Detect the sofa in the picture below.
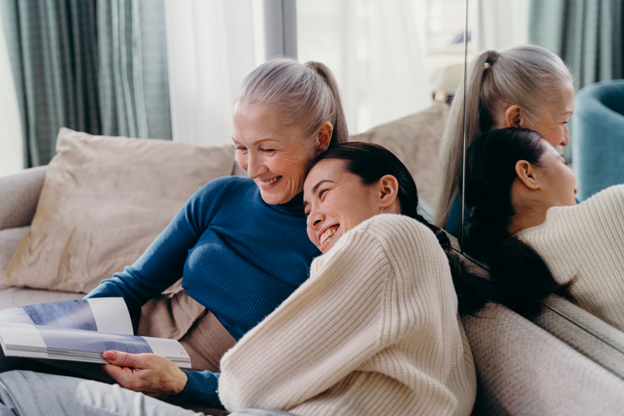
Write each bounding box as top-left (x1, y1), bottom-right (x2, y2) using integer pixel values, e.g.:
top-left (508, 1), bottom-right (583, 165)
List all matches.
top-left (3, 104), bottom-right (624, 414)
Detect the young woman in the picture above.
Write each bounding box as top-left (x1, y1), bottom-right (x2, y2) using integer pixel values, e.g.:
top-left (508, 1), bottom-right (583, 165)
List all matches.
top-left (0, 57), bottom-right (349, 409)
top-left (463, 127), bottom-right (624, 327)
top-left (218, 142), bottom-right (479, 416)
top-left (434, 45), bottom-right (575, 236)
top-left (84, 58), bottom-right (348, 405)
top-left (0, 143), bottom-right (481, 416)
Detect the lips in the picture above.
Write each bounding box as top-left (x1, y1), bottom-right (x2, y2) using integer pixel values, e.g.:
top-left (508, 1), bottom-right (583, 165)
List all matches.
top-left (258, 176), bottom-right (282, 187)
top-left (318, 225), bottom-right (339, 248)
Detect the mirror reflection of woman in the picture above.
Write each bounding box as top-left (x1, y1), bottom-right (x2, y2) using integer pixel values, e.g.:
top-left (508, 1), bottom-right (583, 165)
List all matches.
top-left (218, 143), bottom-right (480, 416)
top-left (434, 45), bottom-right (575, 236)
top-left (464, 128), bottom-right (624, 328)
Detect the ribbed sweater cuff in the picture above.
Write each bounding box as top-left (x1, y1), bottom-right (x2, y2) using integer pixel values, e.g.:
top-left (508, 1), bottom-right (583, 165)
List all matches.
top-left (178, 370), bottom-right (224, 410)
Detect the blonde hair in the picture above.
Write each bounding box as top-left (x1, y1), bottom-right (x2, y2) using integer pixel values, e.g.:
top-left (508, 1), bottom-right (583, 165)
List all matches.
top-left (433, 45), bottom-right (573, 227)
top-left (234, 58), bottom-right (348, 147)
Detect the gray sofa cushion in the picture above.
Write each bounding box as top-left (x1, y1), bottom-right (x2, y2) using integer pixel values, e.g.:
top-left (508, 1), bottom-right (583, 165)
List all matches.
top-left (0, 226), bottom-right (29, 276)
top-left (464, 303), bottom-right (624, 415)
top-left (0, 225), bottom-right (83, 308)
top-left (0, 166), bottom-right (46, 230)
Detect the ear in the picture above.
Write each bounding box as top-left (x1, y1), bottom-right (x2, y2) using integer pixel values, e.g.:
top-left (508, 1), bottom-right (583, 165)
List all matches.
top-left (376, 175), bottom-right (401, 213)
top-left (504, 105), bottom-right (522, 128)
top-left (314, 121), bottom-right (333, 155)
top-left (515, 160), bottom-right (541, 191)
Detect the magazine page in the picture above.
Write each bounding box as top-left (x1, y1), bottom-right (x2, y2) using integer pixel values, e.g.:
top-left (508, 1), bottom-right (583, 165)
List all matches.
top-left (0, 298), bottom-right (132, 335)
top-left (0, 323), bottom-right (191, 369)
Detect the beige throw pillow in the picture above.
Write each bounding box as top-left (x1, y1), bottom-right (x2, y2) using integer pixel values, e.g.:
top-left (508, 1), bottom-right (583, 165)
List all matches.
top-left (350, 102), bottom-right (449, 205)
top-left (2, 128), bottom-right (235, 293)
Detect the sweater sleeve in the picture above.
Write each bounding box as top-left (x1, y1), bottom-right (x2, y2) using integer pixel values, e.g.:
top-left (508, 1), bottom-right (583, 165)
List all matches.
top-left (85, 178), bottom-right (230, 316)
top-left (218, 215), bottom-right (452, 413)
top-left (175, 370), bottom-right (224, 410)
top-left (217, 223), bottom-right (390, 412)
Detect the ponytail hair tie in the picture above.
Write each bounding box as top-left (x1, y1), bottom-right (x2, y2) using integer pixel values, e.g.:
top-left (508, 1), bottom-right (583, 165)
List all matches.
top-left (484, 62), bottom-right (492, 69)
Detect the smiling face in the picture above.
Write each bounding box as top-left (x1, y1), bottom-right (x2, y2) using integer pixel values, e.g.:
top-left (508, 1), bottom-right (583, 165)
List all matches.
top-left (233, 102), bottom-right (328, 205)
top-left (303, 159), bottom-right (400, 253)
top-left (534, 140), bottom-right (578, 207)
top-left (522, 82), bottom-right (575, 148)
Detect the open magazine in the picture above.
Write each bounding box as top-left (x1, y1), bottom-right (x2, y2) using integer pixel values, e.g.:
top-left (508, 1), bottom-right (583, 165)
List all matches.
top-left (0, 298), bottom-right (191, 369)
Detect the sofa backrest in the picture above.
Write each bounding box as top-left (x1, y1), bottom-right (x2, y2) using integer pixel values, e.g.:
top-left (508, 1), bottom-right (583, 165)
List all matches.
top-left (463, 303), bottom-right (624, 415)
top-left (0, 166), bottom-right (46, 231)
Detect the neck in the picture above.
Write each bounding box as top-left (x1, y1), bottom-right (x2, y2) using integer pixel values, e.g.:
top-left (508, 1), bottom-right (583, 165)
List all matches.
top-left (508, 204), bottom-right (549, 234)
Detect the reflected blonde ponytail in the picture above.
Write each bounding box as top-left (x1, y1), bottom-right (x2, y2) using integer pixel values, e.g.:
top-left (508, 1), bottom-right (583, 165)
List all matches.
top-left (433, 45), bottom-right (572, 228)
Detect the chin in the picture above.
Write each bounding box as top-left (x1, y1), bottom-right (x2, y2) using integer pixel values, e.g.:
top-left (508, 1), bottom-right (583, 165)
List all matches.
top-left (259, 190), bottom-right (290, 205)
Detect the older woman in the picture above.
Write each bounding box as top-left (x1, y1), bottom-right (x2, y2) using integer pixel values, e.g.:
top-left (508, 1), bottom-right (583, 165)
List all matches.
top-left (84, 58), bottom-right (348, 407)
top-left (463, 128), bottom-right (624, 327)
top-left (0, 143), bottom-right (478, 416)
top-left (434, 45), bottom-right (575, 236)
top-left (0, 57), bottom-right (347, 412)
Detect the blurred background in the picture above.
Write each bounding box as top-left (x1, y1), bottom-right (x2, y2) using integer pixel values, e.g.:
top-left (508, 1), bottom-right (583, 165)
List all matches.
top-left (1, 0), bottom-right (622, 177)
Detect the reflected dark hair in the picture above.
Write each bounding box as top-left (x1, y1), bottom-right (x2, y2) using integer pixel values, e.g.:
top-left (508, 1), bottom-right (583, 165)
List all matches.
top-left (313, 142), bottom-right (488, 315)
top-left (464, 128), bottom-right (573, 316)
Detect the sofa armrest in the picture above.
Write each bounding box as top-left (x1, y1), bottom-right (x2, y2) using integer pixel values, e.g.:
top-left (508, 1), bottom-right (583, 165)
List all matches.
top-left (0, 166), bottom-right (47, 230)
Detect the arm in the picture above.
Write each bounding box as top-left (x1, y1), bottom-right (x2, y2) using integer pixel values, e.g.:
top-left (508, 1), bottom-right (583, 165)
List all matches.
top-left (86, 178), bottom-right (231, 315)
top-left (218, 221), bottom-right (393, 411)
top-left (218, 215), bottom-right (457, 412)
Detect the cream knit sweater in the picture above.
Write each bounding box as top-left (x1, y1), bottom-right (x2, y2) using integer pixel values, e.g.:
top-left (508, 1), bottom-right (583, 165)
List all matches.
top-left (218, 214), bottom-right (477, 416)
top-left (520, 185), bottom-right (624, 331)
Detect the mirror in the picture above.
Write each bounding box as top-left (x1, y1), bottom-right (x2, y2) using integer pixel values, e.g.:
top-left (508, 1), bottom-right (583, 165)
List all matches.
top-left (297, 0), bottom-right (468, 219)
top-left (455, 0), bottom-right (624, 364)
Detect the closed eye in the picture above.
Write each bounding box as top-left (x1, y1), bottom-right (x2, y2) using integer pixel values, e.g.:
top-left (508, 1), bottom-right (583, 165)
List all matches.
top-left (261, 148), bottom-right (276, 154)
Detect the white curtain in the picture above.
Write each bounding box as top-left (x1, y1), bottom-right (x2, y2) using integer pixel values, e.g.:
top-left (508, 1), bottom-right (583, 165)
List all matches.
top-left (470, 0), bottom-right (529, 53)
top-left (164, 0), bottom-right (259, 146)
top-left (0, 13), bottom-right (23, 176)
top-left (298, 0), bottom-right (431, 134)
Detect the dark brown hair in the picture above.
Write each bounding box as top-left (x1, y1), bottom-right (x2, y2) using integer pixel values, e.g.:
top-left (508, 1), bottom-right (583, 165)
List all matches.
top-left (463, 128), bottom-right (573, 316)
top-left (313, 142), bottom-right (488, 315)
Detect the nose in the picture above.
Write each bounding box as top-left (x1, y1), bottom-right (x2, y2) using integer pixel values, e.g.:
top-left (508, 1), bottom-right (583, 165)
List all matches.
top-left (560, 131), bottom-right (570, 147)
top-left (247, 153), bottom-right (267, 179)
top-left (307, 209), bottom-right (324, 231)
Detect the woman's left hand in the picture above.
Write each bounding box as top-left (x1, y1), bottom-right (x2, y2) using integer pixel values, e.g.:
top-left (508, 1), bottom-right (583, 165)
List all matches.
top-left (102, 351), bottom-right (188, 395)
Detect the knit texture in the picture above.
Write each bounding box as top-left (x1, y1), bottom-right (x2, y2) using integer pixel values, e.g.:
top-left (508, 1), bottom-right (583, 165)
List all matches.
top-left (86, 176), bottom-right (320, 407)
top-left (218, 214), bottom-right (477, 416)
top-left (520, 185), bottom-right (624, 331)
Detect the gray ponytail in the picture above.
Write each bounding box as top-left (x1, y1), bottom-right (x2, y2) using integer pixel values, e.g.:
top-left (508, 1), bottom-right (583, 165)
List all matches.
top-left (234, 58), bottom-right (348, 147)
top-left (433, 45), bottom-right (572, 228)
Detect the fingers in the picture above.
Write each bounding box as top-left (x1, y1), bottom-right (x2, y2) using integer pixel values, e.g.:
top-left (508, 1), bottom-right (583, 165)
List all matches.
top-left (102, 363), bottom-right (137, 389)
top-left (103, 350), bottom-right (145, 368)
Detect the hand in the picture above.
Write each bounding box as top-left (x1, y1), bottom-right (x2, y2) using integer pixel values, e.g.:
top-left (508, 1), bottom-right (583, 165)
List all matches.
top-left (102, 351), bottom-right (188, 395)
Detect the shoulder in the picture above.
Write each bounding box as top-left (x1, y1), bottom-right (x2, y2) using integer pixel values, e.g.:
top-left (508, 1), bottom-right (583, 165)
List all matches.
top-left (579, 185), bottom-right (624, 211)
top-left (522, 185), bottom-right (624, 242)
top-left (192, 176), bottom-right (255, 202)
top-left (201, 175), bottom-right (255, 193)
top-left (341, 214), bottom-right (446, 271)
top-left (541, 184), bottom-right (623, 227)
top-left (184, 176), bottom-right (257, 224)
top-left (355, 214), bottom-right (440, 250)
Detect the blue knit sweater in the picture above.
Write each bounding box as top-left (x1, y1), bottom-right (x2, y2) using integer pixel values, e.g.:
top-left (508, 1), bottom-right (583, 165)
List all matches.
top-left (86, 176), bottom-right (320, 408)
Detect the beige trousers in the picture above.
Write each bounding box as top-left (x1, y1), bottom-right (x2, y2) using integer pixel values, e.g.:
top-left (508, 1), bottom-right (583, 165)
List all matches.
top-left (138, 289), bottom-right (237, 372)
